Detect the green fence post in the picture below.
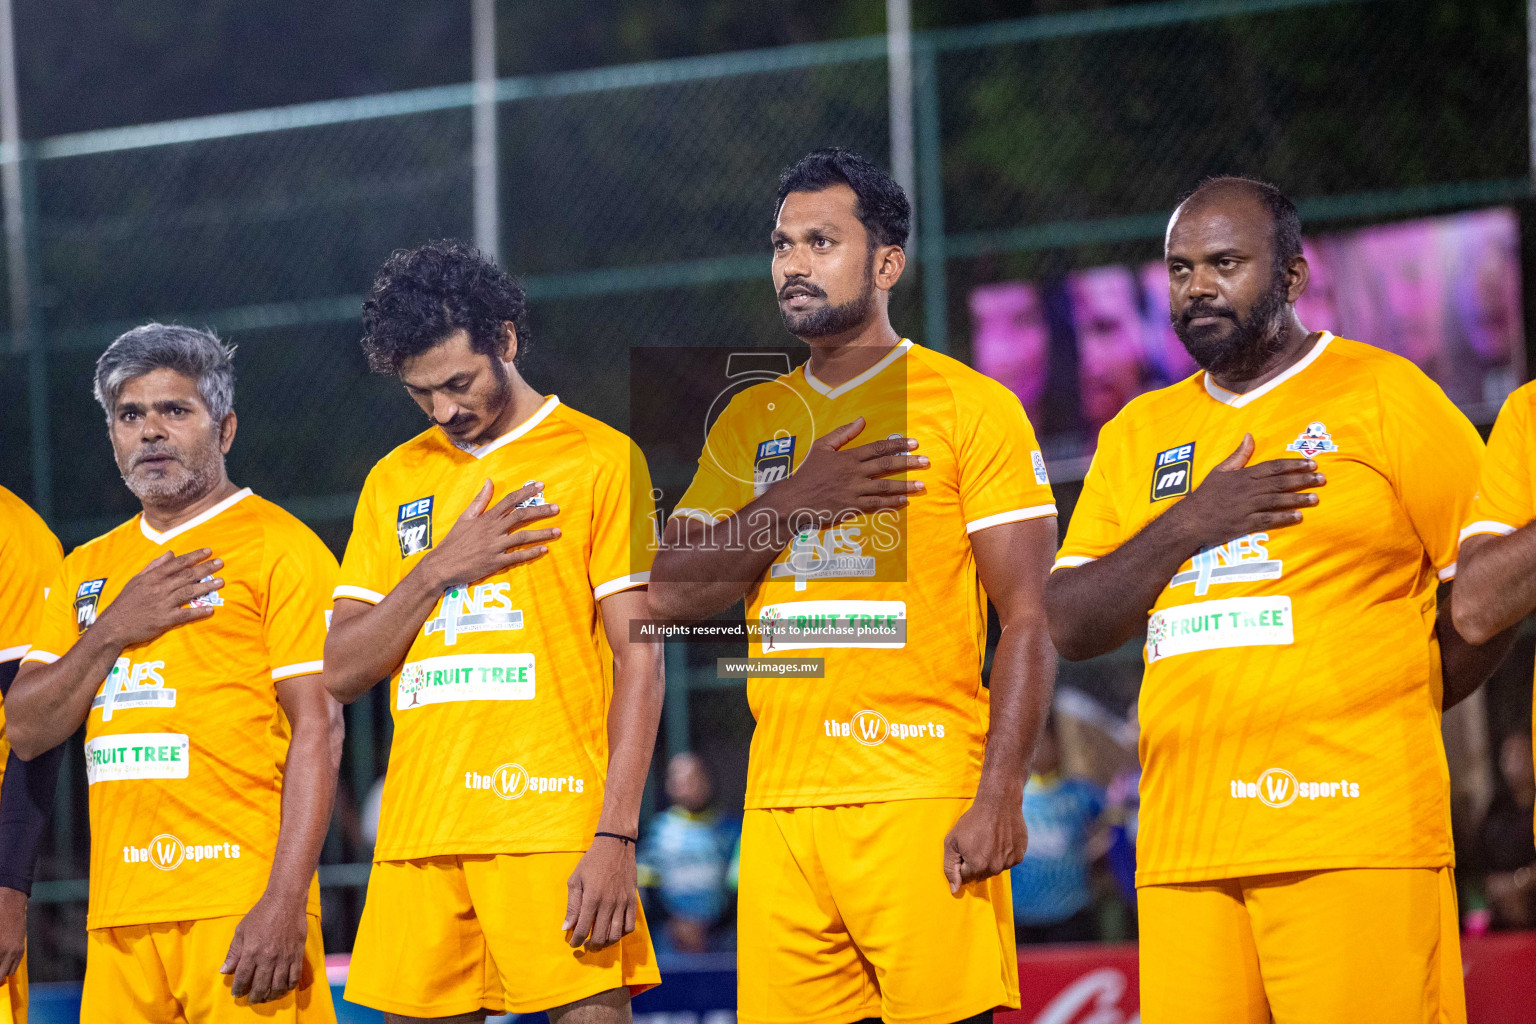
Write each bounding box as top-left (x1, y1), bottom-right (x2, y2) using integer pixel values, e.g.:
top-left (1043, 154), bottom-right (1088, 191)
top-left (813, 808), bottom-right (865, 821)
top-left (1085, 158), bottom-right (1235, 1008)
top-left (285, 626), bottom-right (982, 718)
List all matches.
top-left (16, 145), bottom-right (49, 521)
top-left (349, 688), bottom-right (377, 822)
top-left (663, 641), bottom-right (690, 757)
top-left (914, 39), bottom-right (947, 356)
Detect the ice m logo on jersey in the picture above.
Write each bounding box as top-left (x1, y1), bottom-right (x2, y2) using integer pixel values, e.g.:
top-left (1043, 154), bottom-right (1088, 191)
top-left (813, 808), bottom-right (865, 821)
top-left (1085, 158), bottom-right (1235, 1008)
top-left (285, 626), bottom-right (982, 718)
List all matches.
top-left (753, 436), bottom-right (796, 497)
top-left (75, 577), bottom-right (106, 633)
top-left (397, 496), bottom-right (434, 557)
top-left (1170, 533), bottom-right (1283, 596)
top-left (92, 657), bottom-right (177, 721)
top-left (1286, 422), bottom-right (1339, 458)
top-left (424, 582), bottom-right (525, 645)
top-left (1151, 443), bottom-right (1195, 502)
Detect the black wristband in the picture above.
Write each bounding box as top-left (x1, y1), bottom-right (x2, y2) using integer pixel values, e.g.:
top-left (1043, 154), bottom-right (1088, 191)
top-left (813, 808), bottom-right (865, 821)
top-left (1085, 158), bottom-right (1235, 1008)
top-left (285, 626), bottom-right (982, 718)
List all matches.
top-left (594, 831), bottom-right (637, 846)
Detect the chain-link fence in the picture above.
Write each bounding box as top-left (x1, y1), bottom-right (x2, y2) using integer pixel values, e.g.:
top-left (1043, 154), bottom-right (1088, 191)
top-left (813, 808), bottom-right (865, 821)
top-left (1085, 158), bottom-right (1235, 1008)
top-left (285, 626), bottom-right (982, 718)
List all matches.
top-left (6, 0), bottom-right (1530, 976)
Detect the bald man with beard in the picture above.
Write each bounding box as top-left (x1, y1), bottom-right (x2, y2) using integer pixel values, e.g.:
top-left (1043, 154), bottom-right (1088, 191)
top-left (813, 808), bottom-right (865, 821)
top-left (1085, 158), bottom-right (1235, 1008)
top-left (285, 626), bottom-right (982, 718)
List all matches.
top-left (1045, 177), bottom-right (1512, 1024)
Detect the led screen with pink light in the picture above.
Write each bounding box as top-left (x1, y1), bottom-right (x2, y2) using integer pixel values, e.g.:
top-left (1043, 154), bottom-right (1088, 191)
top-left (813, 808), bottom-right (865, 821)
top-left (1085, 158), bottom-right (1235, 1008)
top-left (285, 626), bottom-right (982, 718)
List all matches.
top-left (972, 206), bottom-right (1524, 450)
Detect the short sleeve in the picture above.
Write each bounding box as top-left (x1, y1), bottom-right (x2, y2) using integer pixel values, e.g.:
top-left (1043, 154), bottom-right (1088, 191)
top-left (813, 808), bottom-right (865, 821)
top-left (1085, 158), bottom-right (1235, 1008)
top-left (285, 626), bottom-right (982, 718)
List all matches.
top-left (1463, 386), bottom-right (1534, 543)
top-left (590, 434), bottom-right (658, 601)
top-left (955, 377), bottom-right (1057, 534)
top-left (20, 561), bottom-right (80, 665)
top-left (264, 522), bottom-right (339, 681)
top-left (0, 503), bottom-right (62, 660)
top-left (672, 400), bottom-right (753, 524)
top-left (335, 468), bottom-right (392, 605)
top-left (1054, 419), bottom-right (1127, 571)
top-left (1378, 366), bottom-right (1485, 581)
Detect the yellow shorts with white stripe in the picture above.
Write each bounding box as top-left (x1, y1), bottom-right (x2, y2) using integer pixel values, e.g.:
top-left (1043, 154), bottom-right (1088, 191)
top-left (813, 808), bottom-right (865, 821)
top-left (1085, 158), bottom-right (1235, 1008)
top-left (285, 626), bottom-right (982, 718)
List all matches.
top-left (738, 799), bottom-right (1020, 1024)
top-left (345, 852), bottom-right (660, 1017)
top-left (1139, 866), bottom-right (1464, 1024)
top-left (80, 913), bottom-right (333, 1023)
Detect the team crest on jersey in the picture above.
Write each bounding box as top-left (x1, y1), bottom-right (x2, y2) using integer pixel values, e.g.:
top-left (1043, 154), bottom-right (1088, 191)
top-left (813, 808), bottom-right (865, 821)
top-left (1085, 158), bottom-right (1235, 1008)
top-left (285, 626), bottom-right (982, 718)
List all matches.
top-left (1151, 443), bottom-right (1195, 502)
top-left (75, 578), bottom-right (107, 634)
top-left (397, 496), bottom-right (434, 557)
top-left (188, 575), bottom-right (223, 609)
top-left (1286, 422), bottom-right (1339, 458)
top-left (515, 480), bottom-right (546, 509)
top-left (753, 436), bottom-right (796, 497)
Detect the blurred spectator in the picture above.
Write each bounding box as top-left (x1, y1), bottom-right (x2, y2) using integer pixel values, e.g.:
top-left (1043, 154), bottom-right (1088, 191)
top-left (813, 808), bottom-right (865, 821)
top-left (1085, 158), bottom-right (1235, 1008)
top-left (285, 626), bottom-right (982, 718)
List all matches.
top-left (1012, 716), bottom-right (1106, 944)
top-left (1476, 733), bottom-right (1536, 929)
top-left (1137, 261), bottom-right (1198, 386)
top-left (638, 752), bottom-right (737, 953)
top-left (1293, 239), bottom-right (1341, 339)
top-left (361, 774), bottom-right (386, 853)
top-left (971, 281), bottom-right (1051, 422)
top-left (1069, 265), bottom-right (1150, 436)
top-left (1103, 766), bottom-right (1140, 906)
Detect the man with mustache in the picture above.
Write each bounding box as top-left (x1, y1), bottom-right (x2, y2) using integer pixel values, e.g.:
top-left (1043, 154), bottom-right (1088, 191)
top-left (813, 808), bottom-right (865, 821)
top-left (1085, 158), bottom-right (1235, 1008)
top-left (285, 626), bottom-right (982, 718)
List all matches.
top-left (652, 149), bottom-right (1058, 1024)
top-left (323, 241), bottom-right (662, 1023)
top-left (1044, 177), bottom-right (1509, 1023)
top-left (0, 486), bottom-right (63, 1024)
top-left (8, 324), bottom-right (341, 1020)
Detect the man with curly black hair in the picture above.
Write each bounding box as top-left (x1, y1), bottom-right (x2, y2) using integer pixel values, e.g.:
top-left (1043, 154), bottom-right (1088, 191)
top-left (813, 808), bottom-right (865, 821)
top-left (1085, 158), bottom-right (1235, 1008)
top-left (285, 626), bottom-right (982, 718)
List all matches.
top-left (325, 241), bottom-right (664, 1023)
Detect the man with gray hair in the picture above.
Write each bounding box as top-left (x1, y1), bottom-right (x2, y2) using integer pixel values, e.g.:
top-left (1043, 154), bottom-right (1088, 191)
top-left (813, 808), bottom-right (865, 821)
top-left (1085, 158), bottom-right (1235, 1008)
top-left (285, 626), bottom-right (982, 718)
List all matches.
top-left (9, 324), bottom-right (343, 1021)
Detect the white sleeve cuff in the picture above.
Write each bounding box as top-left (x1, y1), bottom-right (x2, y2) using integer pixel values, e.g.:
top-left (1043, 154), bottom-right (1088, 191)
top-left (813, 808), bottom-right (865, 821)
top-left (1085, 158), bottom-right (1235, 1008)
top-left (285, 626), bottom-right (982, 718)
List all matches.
top-left (1051, 555), bottom-right (1097, 572)
top-left (594, 571), bottom-right (651, 600)
top-left (964, 504), bottom-right (1058, 535)
top-left (20, 650), bottom-right (59, 665)
top-left (271, 660), bottom-right (324, 681)
top-left (333, 585), bottom-right (385, 605)
top-left (1437, 563), bottom-right (1458, 582)
top-left (0, 644), bottom-right (29, 662)
top-left (1458, 521), bottom-right (1518, 542)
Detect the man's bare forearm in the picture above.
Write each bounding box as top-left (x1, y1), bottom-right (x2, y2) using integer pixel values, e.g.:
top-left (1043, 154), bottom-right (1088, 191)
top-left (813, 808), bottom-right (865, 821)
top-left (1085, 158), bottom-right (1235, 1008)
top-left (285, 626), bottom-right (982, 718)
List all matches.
top-left (1453, 529), bottom-right (1536, 645)
top-left (264, 682), bottom-right (343, 903)
top-left (597, 592), bottom-right (665, 836)
top-left (1045, 509), bottom-right (1202, 661)
top-left (598, 648), bottom-right (664, 837)
top-left (9, 625), bottom-right (128, 759)
top-left (650, 494), bottom-right (806, 621)
top-left (1438, 581), bottom-right (1516, 710)
top-left (324, 566), bottom-right (447, 703)
top-left (975, 608), bottom-right (1056, 805)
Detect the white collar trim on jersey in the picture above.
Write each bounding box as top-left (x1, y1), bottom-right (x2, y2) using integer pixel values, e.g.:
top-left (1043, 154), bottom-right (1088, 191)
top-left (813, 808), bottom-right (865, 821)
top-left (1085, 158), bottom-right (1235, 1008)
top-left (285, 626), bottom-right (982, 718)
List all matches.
top-left (1203, 331), bottom-right (1334, 408)
top-left (139, 487), bottom-right (254, 546)
top-left (803, 338), bottom-right (913, 400)
top-left (465, 395), bottom-right (561, 459)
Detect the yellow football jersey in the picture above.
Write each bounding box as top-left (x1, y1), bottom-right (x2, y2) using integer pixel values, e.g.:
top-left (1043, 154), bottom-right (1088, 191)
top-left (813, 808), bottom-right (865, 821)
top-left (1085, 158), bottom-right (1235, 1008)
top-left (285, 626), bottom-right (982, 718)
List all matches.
top-left (1463, 379), bottom-right (1536, 545)
top-left (0, 485), bottom-right (63, 798)
top-left (23, 488), bottom-right (335, 929)
top-left (1462, 379), bottom-right (1536, 834)
top-left (335, 397), bottom-right (656, 860)
top-left (672, 340), bottom-right (1056, 809)
top-left (1056, 333), bottom-right (1483, 885)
